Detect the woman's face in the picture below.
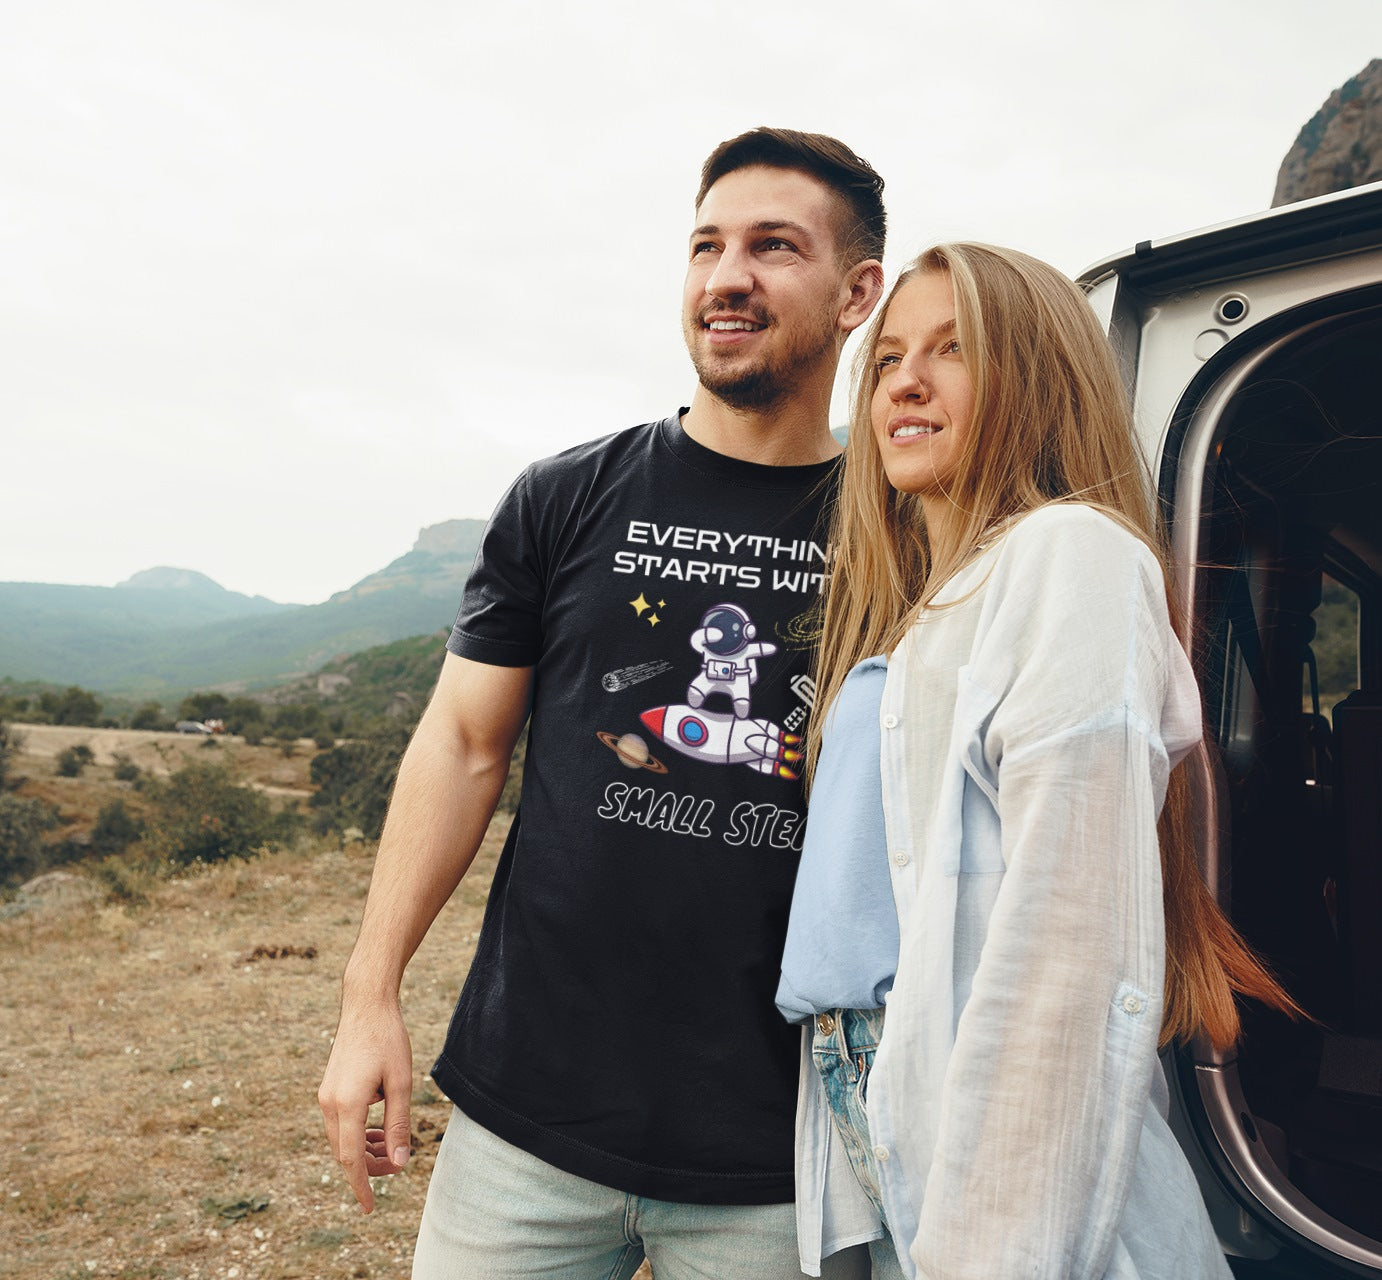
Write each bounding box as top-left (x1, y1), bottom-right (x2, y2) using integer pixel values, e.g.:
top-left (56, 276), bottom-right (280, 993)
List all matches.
top-left (870, 271), bottom-right (976, 506)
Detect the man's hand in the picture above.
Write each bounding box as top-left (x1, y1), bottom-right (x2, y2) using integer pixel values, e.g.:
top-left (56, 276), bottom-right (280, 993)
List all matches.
top-left (319, 996), bottom-right (414, 1213)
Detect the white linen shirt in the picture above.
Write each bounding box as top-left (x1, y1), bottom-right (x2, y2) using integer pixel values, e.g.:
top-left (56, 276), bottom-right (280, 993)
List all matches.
top-left (793, 504), bottom-right (1231, 1280)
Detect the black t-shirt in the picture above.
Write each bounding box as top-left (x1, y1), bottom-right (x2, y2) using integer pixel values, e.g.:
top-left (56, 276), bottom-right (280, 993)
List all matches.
top-left (434, 412), bottom-right (837, 1204)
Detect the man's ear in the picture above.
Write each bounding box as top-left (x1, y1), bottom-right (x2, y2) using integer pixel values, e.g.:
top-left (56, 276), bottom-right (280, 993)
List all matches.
top-left (838, 260), bottom-right (885, 335)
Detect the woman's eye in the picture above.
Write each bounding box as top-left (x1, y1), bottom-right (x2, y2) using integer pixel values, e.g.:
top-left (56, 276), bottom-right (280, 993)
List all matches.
top-left (875, 353), bottom-right (901, 372)
top-left (939, 338), bottom-right (960, 355)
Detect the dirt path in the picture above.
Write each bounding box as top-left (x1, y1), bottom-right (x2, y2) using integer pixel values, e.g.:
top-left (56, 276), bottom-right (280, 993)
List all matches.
top-left (13, 724), bottom-right (310, 775)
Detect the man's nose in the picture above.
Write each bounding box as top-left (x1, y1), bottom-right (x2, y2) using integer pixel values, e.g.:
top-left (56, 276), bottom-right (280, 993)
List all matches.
top-left (705, 246), bottom-right (754, 300)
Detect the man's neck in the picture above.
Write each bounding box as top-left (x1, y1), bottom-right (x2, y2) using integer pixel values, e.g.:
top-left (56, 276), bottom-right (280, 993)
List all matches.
top-left (680, 383), bottom-right (843, 467)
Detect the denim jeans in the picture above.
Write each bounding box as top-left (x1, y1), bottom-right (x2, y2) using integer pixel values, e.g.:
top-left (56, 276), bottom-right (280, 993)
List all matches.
top-left (811, 1008), bottom-right (906, 1280)
top-left (412, 1106), bottom-right (870, 1280)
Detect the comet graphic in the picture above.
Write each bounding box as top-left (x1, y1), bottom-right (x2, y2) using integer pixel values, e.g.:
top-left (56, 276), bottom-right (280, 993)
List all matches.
top-left (639, 704), bottom-right (800, 779)
top-left (602, 660), bottom-right (674, 693)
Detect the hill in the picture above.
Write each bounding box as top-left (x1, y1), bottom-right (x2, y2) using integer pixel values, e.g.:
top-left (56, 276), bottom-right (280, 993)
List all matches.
top-left (0, 520), bottom-right (485, 697)
top-left (265, 631), bottom-right (452, 727)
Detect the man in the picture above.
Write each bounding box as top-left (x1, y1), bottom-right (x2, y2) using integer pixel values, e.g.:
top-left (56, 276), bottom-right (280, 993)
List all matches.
top-left (319, 127), bottom-right (886, 1279)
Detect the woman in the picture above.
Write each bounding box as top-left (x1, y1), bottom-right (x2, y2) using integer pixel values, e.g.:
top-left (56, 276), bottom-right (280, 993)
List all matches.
top-left (776, 244), bottom-right (1300, 1279)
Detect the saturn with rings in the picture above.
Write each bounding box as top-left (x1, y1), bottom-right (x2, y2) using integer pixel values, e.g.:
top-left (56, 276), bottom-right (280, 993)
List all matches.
top-left (596, 731), bottom-right (670, 774)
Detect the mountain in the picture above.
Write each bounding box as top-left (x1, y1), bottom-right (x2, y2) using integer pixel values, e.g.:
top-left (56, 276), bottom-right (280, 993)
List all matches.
top-left (1274, 59), bottom-right (1382, 205)
top-left (117, 566), bottom-right (269, 597)
top-left (0, 520), bottom-right (486, 697)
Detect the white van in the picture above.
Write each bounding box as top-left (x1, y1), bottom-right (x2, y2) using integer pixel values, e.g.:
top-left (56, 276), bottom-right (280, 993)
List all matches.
top-left (1079, 180), bottom-right (1382, 1277)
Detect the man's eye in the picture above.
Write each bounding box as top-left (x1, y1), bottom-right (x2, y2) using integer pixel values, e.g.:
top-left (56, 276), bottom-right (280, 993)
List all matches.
top-left (761, 238), bottom-right (795, 253)
top-left (691, 242), bottom-right (719, 257)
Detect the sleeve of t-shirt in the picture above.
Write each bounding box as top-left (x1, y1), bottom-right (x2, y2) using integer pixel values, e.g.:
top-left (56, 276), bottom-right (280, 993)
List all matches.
top-left (446, 468), bottom-right (545, 668)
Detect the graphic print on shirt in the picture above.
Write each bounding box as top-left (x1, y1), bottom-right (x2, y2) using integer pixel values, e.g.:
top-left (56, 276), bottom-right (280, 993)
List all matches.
top-left (592, 515), bottom-right (828, 850)
top-left (638, 603), bottom-right (801, 780)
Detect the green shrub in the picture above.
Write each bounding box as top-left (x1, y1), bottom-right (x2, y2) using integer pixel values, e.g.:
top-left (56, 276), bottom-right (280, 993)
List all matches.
top-left (90, 799), bottom-right (143, 856)
top-left (111, 752), bottom-right (141, 783)
top-left (309, 729), bottom-right (409, 840)
top-left (91, 851), bottom-right (158, 905)
top-left (0, 792), bottom-right (61, 884)
top-left (55, 744), bottom-right (95, 777)
top-left (145, 762), bottom-right (279, 865)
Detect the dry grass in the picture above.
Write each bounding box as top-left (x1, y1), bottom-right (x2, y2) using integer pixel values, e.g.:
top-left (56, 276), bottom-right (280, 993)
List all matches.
top-left (1, 826), bottom-right (503, 1279)
top-left (3, 727), bottom-right (657, 1280)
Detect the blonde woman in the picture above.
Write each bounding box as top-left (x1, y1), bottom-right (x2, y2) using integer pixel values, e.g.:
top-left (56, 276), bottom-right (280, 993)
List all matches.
top-left (776, 244), bottom-right (1301, 1279)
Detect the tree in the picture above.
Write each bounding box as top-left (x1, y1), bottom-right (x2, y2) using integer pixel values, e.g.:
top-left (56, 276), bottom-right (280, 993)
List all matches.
top-left (223, 697), bottom-right (267, 736)
top-left (38, 686), bottom-right (103, 727)
top-left (179, 692), bottom-right (231, 724)
top-left (273, 702), bottom-right (324, 741)
top-left (129, 702), bottom-right (170, 732)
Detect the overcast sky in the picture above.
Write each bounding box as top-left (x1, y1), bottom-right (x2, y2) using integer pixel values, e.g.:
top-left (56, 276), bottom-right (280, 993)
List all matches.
top-left (4, 1), bottom-right (1379, 603)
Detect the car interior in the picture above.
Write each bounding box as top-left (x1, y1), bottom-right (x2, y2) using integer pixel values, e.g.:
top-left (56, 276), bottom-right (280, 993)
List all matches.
top-left (1184, 293), bottom-right (1382, 1249)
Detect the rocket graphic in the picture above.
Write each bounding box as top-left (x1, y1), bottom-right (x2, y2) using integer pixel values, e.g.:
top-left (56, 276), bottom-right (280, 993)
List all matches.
top-left (639, 704), bottom-right (800, 779)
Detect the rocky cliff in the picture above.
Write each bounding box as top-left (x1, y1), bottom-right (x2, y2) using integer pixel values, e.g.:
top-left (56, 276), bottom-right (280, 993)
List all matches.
top-left (1274, 59), bottom-right (1382, 206)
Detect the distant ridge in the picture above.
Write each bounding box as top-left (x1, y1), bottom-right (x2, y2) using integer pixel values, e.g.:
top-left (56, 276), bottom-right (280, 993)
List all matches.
top-left (118, 566), bottom-right (242, 594)
top-left (0, 519), bottom-right (486, 697)
top-left (1274, 58), bottom-right (1382, 205)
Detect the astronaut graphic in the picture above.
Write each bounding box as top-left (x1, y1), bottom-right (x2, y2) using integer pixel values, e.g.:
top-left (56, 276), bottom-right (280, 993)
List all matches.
top-left (637, 603), bottom-right (800, 780)
top-left (686, 603), bottom-right (777, 720)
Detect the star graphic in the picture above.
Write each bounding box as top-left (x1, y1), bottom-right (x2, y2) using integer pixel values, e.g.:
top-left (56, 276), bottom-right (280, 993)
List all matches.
top-left (648, 614), bottom-right (660, 627)
top-left (630, 593), bottom-right (650, 616)
top-left (658, 600), bottom-right (666, 607)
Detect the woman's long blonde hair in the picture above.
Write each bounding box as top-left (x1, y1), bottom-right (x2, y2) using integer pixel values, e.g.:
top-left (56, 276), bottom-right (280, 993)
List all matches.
top-left (812, 242), bottom-right (1302, 1049)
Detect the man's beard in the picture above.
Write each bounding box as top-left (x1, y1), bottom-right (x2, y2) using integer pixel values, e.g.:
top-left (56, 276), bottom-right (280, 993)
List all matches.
top-left (685, 307), bottom-right (837, 412)
top-left (692, 359), bottom-right (788, 412)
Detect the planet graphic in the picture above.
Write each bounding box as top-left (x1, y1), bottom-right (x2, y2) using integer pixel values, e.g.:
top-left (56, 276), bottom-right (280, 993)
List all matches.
top-left (596, 731), bottom-right (669, 774)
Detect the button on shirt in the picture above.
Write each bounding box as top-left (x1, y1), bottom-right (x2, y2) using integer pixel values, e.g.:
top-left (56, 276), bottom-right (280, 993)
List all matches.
top-left (776, 656), bottom-right (897, 1023)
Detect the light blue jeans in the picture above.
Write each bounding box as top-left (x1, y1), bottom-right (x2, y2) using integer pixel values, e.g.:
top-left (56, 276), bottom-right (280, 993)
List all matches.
top-left (412, 1106), bottom-right (870, 1279)
top-left (811, 1007), bottom-right (907, 1280)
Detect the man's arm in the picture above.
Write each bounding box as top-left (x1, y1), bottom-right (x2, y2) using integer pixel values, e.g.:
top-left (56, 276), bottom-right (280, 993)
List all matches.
top-left (318, 651), bottom-right (533, 1213)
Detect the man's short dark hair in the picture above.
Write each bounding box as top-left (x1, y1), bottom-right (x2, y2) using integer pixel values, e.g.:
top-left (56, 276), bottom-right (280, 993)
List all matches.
top-left (696, 127), bottom-right (887, 266)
